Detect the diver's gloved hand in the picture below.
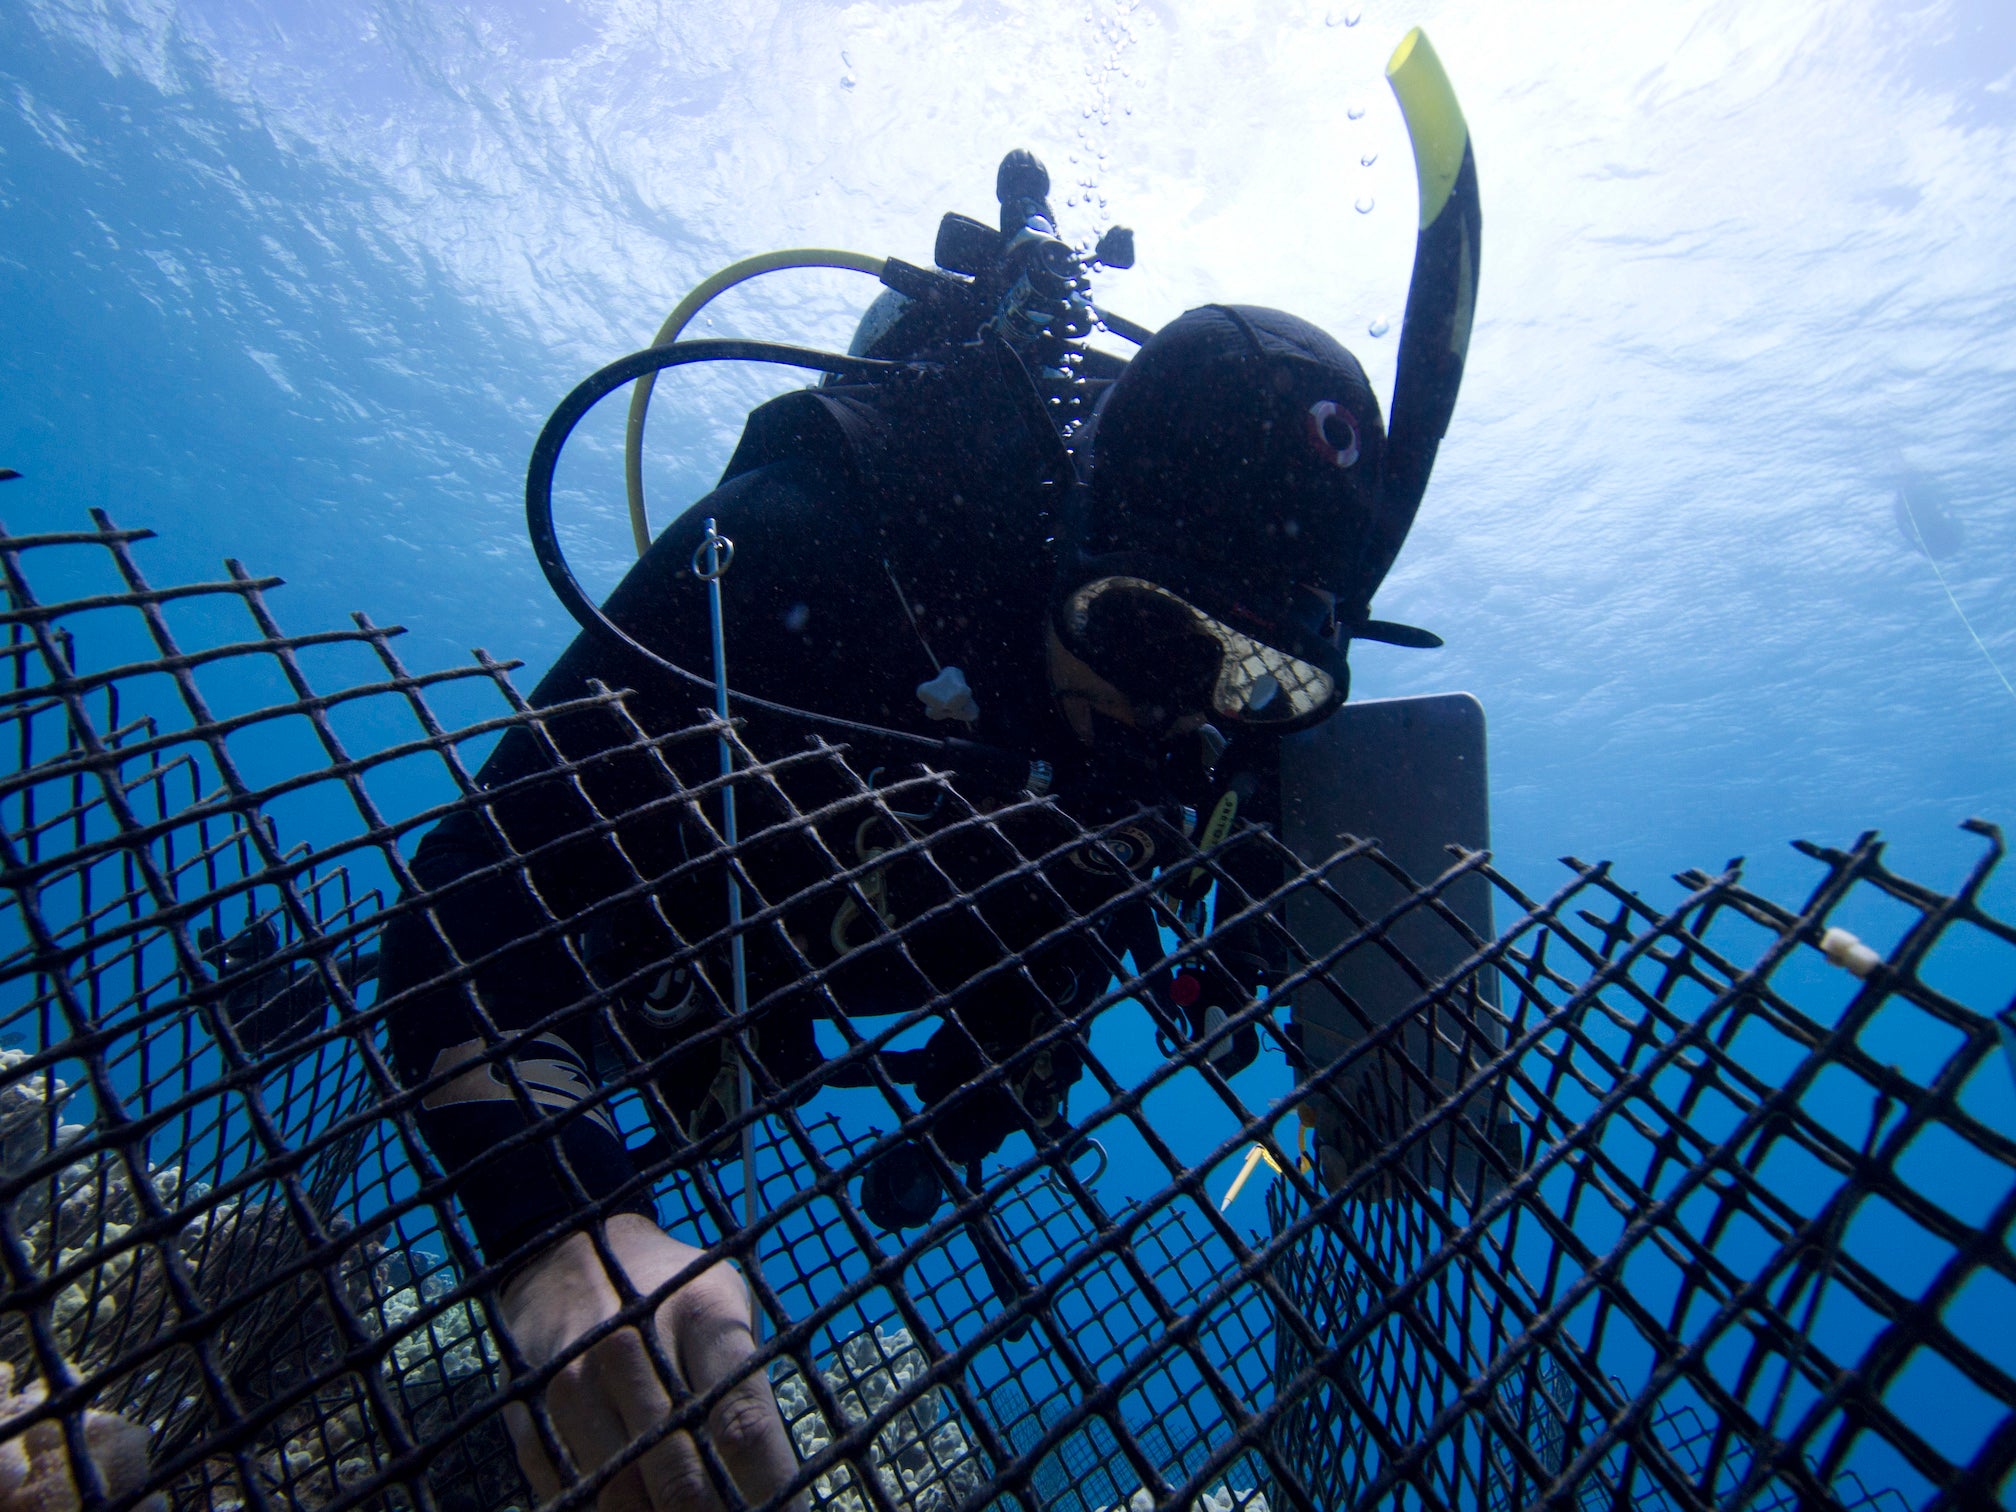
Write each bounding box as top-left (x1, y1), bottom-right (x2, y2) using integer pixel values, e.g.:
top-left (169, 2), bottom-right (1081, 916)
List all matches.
top-left (870, 1023), bottom-right (1084, 1175)
top-left (194, 917), bottom-right (334, 1056)
top-left (1166, 956), bottom-right (1266, 1077)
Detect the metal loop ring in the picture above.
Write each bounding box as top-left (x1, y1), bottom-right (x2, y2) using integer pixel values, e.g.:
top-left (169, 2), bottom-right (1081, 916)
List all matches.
top-left (691, 527), bottom-right (735, 581)
top-left (1044, 1136), bottom-right (1108, 1193)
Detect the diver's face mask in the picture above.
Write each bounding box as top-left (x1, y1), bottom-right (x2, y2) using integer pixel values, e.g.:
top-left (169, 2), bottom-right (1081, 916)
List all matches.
top-left (1059, 575), bottom-right (1345, 735)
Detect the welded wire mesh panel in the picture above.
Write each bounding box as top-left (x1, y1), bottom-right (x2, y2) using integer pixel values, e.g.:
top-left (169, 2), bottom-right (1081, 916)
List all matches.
top-left (0, 513), bottom-right (2009, 1512)
top-left (1262, 825), bottom-right (2016, 1512)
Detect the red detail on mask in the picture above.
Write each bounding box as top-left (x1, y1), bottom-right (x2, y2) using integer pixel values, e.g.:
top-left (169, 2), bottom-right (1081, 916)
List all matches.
top-left (1171, 970), bottom-right (1204, 1009)
top-left (1304, 400), bottom-right (1361, 468)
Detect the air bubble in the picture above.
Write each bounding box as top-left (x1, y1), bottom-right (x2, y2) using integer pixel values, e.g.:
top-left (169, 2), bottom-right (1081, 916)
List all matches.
top-left (1346, 103), bottom-right (1366, 121)
top-left (1354, 196), bottom-right (1374, 214)
top-left (1368, 317), bottom-right (1390, 337)
top-left (1360, 151), bottom-right (1377, 166)
top-left (841, 73), bottom-right (856, 89)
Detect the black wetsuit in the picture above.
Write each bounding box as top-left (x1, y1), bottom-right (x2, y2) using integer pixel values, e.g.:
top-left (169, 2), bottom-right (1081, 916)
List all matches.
top-left (378, 352), bottom-right (1279, 1263)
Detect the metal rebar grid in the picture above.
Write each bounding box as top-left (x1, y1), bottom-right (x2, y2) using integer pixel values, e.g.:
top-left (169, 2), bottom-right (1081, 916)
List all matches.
top-left (0, 513), bottom-right (2009, 1512)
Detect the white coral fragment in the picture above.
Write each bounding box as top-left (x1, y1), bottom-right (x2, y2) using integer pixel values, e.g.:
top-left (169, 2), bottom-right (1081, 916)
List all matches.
top-left (0, 1361), bottom-right (167, 1512)
top-left (381, 1269), bottom-right (500, 1386)
top-left (1094, 1487), bottom-right (1270, 1512)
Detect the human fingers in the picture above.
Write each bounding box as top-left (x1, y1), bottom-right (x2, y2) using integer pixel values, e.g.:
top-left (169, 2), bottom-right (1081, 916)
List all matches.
top-left (589, 1218), bottom-right (798, 1508)
top-left (502, 1399), bottom-right (563, 1506)
top-left (544, 1339), bottom-right (661, 1512)
top-left (594, 1325), bottom-right (724, 1512)
top-left (507, 1403), bottom-right (657, 1512)
top-left (668, 1271), bottom-right (803, 1509)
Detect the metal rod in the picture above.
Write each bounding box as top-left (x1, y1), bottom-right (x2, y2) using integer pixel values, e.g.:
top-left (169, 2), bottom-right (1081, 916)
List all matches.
top-left (694, 518), bottom-right (762, 1311)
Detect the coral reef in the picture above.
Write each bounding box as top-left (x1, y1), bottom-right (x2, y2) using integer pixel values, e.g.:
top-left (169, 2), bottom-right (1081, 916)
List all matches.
top-left (1093, 1489), bottom-right (1269, 1512)
top-left (774, 1325), bottom-right (983, 1512)
top-left (0, 1361), bottom-right (166, 1512)
top-left (185, 1247), bottom-right (518, 1512)
top-left (0, 1046), bottom-right (520, 1511)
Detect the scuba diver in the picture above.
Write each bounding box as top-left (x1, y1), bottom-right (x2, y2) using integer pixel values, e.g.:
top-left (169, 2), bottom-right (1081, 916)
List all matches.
top-left (375, 28), bottom-right (1478, 1512)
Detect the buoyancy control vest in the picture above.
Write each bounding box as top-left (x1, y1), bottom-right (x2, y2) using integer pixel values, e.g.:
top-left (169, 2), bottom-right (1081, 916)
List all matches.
top-left (717, 335), bottom-right (1072, 566)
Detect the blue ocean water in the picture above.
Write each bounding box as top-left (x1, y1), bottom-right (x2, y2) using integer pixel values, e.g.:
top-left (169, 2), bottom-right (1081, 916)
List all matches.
top-left (7, 0), bottom-right (2012, 901)
top-left (4, 0), bottom-right (2014, 1502)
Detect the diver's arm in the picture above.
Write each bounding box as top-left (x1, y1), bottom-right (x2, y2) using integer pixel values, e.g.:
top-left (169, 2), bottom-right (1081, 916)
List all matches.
top-left (380, 456), bottom-right (851, 1263)
top-left (378, 458), bottom-right (848, 1509)
top-left (1194, 747), bottom-right (1288, 1075)
top-left (379, 809), bottom-right (655, 1266)
top-left (1357, 28), bottom-right (1481, 608)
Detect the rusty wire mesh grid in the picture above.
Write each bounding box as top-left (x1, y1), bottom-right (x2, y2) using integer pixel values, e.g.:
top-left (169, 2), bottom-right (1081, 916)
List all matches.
top-left (0, 512), bottom-right (2010, 1512)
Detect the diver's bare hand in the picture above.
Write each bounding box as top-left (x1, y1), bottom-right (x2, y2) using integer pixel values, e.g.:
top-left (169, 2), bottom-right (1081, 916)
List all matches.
top-left (498, 1213), bottom-right (802, 1512)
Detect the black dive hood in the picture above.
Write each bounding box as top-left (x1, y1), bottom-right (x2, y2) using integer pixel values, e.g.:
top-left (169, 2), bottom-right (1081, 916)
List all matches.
top-left (1077, 303), bottom-right (1389, 597)
top-left (1058, 303), bottom-right (1391, 733)
top-left (1055, 27), bottom-right (1480, 736)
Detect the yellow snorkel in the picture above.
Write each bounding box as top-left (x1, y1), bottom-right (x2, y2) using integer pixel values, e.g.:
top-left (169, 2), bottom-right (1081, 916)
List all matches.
top-left (1357, 27), bottom-right (1483, 608)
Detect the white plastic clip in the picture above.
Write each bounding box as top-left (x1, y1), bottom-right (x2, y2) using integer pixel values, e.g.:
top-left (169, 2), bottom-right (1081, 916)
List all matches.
top-left (1819, 927), bottom-right (1882, 979)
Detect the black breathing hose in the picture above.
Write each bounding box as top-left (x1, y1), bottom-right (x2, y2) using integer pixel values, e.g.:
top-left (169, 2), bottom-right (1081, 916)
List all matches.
top-left (525, 337), bottom-right (1035, 780)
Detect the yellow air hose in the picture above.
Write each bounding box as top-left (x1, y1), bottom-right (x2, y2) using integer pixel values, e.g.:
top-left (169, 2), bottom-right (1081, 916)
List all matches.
top-left (623, 249), bottom-right (888, 557)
